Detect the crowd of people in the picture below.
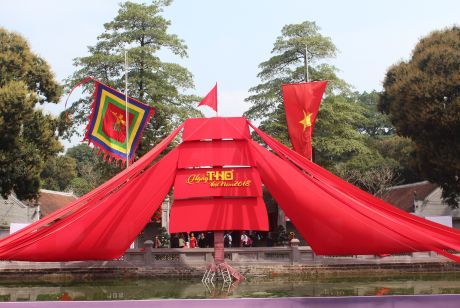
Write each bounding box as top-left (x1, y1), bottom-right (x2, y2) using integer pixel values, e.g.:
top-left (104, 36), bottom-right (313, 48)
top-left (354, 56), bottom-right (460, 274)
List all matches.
top-left (152, 230), bottom-right (297, 249)
top-left (169, 232), bottom-right (214, 248)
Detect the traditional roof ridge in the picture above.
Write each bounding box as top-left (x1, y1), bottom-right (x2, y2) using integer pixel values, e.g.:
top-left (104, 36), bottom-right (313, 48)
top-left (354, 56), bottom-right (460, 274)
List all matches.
top-left (0, 194), bottom-right (27, 208)
top-left (386, 180), bottom-right (434, 190)
top-left (39, 189), bottom-right (76, 197)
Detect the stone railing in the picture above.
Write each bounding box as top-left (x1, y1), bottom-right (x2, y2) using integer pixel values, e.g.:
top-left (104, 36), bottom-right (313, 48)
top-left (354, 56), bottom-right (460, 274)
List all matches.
top-left (123, 239), bottom-right (310, 267)
top-left (122, 239), bottom-right (450, 267)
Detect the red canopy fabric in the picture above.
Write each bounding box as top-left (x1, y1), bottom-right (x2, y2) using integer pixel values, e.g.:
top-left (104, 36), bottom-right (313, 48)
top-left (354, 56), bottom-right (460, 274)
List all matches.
top-left (249, 121), bottom-right (460, 261)
top-left (0, 148), bottom-right (179, 261)
top-left (250, 141), bottom-right (426, 254)
top-left (169, 197), bottom-right (268, 233)
top-left (0, 125), bottom-right (183, 261)
top-left (1, 116), bottom-right (460, 262)
top-left (182, 117), bottom-right (250, 141)
top-left (0, 123), bottom-right (183, 251)
top-left (177, 140), bottom-right (254, 168)
top-left (171, 118), bottom-right (267, 232)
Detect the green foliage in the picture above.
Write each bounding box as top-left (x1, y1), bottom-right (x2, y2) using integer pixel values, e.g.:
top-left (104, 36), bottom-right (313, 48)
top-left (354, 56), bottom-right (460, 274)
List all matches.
top-left (334, 153), bottom-right (398, 196)
top-left (333, 92), bottom-right (421, 191)
top-left (245, 21), bottom-right (371, 172)
top-left (379, 27), bottom-right (460, 207)
top-left (355, 91), bottom-right (395, 137)
top-left (65, 144), bottom-right (112, 195)
top-left (65, 0), bottom-right (201, 156)
top-left (68, 177), bottom-right (93, 197)
top-left (245, 21), bottom-right (348, 123)
top-left (373, 135), bottom-right (420, 184)
top-left (245, 21), bottom-right (423, 197)
top-left (40, 156), bottom-right (77, 191)
top-left (0, 28), bottom-right (62, 200)
top-left (313, 95), bottom-right (370, 168)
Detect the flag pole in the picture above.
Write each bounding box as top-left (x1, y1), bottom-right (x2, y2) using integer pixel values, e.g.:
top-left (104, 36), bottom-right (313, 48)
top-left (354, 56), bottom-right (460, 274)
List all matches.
top-left (124, 50), bottom-right (129, 169)
top-left (305, 43), bottom-right (310, 82)
top-left (304, 29), bottom-right (313, 161)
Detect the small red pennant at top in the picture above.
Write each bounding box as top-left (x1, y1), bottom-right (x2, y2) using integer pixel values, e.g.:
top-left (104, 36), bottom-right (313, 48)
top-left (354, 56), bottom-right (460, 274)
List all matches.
top-left (198, 83), bottom-right (218, 113)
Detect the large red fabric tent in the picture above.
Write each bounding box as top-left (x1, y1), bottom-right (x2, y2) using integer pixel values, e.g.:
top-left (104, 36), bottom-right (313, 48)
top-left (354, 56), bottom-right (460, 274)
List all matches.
top-left (1, 117), bottom-right (460, 262)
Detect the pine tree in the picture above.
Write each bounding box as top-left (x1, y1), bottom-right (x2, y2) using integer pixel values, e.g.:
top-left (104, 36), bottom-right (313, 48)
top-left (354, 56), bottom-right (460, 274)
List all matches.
top-left (65, 0), bottom-right (201, 156)
top-left (244, 21), bottom-right (370, 169)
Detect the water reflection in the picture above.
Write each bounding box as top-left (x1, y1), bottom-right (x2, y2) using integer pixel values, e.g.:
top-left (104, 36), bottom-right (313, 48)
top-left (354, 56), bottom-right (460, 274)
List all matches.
top-left (1, 273), bottom-right (460, 301)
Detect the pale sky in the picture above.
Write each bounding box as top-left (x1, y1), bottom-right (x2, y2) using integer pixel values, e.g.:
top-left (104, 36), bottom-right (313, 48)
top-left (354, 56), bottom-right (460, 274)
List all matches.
top-left (2, 0), bottom-right (459, 122)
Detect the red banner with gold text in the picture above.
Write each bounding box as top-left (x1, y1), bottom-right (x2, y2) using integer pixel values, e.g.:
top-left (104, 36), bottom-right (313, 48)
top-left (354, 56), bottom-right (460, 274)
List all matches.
top-left (174, 167), bottom-right (262, 199)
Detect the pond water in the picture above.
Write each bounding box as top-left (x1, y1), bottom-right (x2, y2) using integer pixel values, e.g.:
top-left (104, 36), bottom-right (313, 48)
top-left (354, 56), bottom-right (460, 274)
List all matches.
top-left (1, 273), bottom-right (460, 302)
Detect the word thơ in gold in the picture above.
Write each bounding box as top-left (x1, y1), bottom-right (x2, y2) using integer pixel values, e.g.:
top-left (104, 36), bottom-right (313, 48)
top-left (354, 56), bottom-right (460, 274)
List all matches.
top-left (186, 169), bottom-right (251, 188)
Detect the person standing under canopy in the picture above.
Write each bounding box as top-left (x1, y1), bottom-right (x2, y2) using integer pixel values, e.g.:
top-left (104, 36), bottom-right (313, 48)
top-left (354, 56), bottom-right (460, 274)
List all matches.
top-left (190, 233), bottom-right (197, 248)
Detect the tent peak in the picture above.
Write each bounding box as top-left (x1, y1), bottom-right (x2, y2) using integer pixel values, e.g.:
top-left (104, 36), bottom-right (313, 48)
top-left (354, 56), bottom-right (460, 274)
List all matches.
top-left (182, 117), bottom-right (250, 141)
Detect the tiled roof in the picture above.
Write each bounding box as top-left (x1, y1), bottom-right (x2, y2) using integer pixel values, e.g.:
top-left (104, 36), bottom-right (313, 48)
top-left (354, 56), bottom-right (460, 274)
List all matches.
top-left (26, 190), bottom-right (77, 217)
top-left (381, 181), bottom-right (438, 213)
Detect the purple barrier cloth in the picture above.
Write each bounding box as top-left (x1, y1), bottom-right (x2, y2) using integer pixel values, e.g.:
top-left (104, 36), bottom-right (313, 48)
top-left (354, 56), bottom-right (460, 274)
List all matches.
top-left (2, 295), bottom-right (460, 308)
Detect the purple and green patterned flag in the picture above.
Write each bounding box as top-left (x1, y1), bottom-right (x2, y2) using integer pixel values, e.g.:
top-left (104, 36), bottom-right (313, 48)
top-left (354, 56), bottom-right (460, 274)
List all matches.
top-left (84, 81), bottom-right (154, 165)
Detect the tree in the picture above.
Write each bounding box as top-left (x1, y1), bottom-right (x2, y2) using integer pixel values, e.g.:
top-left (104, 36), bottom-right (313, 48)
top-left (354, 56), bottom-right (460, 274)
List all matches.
top-left (378, 27), bottom-right (460, 207)
top-left (245, 21), bottom-right (347, 122)
top-left (65, 144), bottom-right (105, 196)
top-left (355, 91), bottom-right (395, 137)
top-left (68, 177), bottom-right (93, 197)
top-left (244, 21), bottom-right (370, 170)
top-left (0, 28), bottom-right (63, 200)
top-left (373, 135), bottom-right (420, 184)
top-left (65, 0), bottom-right (201, 155)
top-left (345, 91), bottom-right (422, 189)
top-left (40, 156), bottom-right (77, 191)
top-left (337, 165), bottom-right (397, 198)
top-left (244, 21), bottom-right (421, 197)
top-left (333, 91), bottom-right (422, 193)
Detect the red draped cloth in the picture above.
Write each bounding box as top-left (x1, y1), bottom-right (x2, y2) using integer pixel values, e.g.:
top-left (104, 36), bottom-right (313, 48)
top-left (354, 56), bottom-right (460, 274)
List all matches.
top-left (1, 117), bottom-right (460, 262)
top-left (248, 120), bottom-right (460, 261)
top-left (0, 125), bottom-right (183, 261)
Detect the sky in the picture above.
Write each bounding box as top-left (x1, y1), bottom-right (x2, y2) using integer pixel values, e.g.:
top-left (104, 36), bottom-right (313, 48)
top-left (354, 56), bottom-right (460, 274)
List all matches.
top-left (1, 0), bottom-right (459, 127)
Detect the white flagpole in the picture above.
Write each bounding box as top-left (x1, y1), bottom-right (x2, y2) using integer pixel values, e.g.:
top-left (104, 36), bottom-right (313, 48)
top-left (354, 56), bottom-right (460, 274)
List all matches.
top-left (124, 50), bottom-right (129, 169)
top-left (305, 43), bottom-right (310, 82)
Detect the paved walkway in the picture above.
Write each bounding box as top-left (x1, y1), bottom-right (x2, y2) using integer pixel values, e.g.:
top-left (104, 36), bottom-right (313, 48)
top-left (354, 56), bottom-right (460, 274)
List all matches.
top-left (1, 295), bottom-right (460, 307)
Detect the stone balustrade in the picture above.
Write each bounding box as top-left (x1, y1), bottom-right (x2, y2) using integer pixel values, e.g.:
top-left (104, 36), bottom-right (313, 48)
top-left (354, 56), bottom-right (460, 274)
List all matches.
top-left (121, 240), bottom-right (449, 267)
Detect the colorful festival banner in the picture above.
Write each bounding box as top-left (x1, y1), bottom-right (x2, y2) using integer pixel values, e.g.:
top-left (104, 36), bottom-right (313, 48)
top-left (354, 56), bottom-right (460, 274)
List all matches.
top-left (84, 81), bottom-right (154, 165)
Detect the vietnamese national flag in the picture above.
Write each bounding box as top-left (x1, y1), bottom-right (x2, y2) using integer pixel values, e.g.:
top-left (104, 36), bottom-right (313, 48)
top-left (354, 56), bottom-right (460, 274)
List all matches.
top-left (281, 81), bottom-right (327, 160)
top-left (198, 83), bottom-right (218, 112)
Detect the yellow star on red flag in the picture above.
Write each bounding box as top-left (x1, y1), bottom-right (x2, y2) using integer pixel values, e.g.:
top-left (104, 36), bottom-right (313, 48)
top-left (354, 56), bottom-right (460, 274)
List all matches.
top-left (299, 110), bottom-right (313, 131)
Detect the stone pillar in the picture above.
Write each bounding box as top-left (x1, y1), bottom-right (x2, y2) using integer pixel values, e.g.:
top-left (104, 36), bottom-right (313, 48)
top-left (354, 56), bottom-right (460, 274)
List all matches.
top-left (143, 240), bottom-right (153, 265)
top-left (277, 207), bottom-right (286, 229)
top-left (214, 231), bottom-right (225, 264)
top-left (161, 196), bottom-right (170, 233)
top-left (205, 252), bottom-right (214, 263)
top-left (290, 238), bottom-right (300, 265)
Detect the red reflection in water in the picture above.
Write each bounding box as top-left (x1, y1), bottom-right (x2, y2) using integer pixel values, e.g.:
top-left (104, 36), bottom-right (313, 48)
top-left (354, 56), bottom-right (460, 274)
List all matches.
top-left (375, 287), bottom-right (391, 296)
